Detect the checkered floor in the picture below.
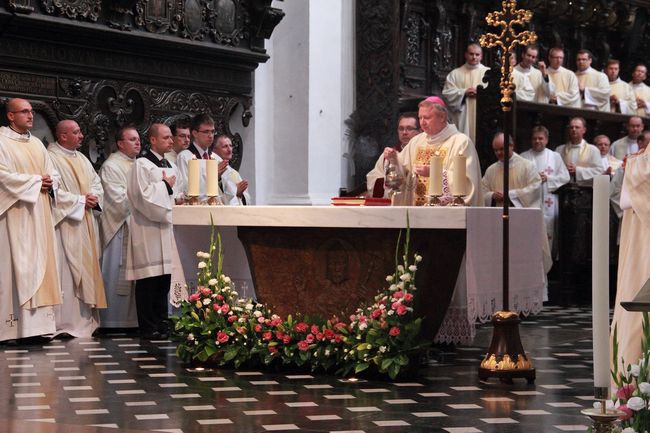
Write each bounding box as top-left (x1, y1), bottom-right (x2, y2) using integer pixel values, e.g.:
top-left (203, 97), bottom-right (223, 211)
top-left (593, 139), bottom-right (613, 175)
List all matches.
top-left (0, 305), bottom-right (600, 432)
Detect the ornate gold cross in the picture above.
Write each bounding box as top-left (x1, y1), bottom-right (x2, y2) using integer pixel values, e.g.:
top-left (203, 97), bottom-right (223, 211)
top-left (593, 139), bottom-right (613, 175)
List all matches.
top-left (479, 0), bottom-right (537, 112)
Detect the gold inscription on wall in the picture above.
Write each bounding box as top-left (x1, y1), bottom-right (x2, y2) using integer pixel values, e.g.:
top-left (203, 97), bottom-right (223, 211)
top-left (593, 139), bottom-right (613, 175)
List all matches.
top-left (0, 71), bottom-right (57, 96)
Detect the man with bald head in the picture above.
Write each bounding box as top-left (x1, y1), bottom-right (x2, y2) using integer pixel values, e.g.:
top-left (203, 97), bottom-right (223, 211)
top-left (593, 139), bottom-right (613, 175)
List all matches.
top-left (610, 116), bottom-right (645, 160)
top-left (0, 98), bottom-right (62, 342)
top-left (47, 120), bottom-right (106, 337)
top-left (126, 123), bottom-right (179, 339)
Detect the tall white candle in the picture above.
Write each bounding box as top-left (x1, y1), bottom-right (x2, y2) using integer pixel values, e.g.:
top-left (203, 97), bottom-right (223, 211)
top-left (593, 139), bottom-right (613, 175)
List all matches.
top-left (205, 159), bottom-right (219, 197)
top-left (451, 152), bottom-right (466, 196)
top-left (428, 152), bottom-right (443, 196)
top-left (187, 157), bottom-right (200, 197)
top-left (592, 175), bottom-right (610, 390)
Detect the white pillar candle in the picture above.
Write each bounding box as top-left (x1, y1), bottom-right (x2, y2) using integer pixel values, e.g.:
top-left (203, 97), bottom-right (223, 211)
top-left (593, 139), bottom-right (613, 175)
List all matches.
top-left (205, 159), bottom-right (219, 197)
top-left (592, 175), bottom-right (610, 390)
top-left (428, 152), bottom-right (443, 196)
top-left (451, 152), bottom-right (466, 196)
top-left (187, 157), bottom-right (200, 197)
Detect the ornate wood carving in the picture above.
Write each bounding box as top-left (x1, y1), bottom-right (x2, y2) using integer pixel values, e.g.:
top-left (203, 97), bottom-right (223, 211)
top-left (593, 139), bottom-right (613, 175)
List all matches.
top-left (7, 0), bottom-right (34, 13)
top-left (40, 0), bottom-right (101, 21)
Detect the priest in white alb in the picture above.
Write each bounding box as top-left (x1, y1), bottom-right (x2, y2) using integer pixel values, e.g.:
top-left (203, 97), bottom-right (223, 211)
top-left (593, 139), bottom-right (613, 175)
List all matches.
top-left (98, 127), bottom-right (141, 329)
top-left (126, 123), bottom-right (179, 339)
top-left (610, 116), bottom-right (644, 161)
top-left (512, 45), bottom-right (550, 103)
top-left (48, 120), bottom-right (106, 337)
top-left (546, 47), bottom-right (581, 107)
top-left (594, 135), bottom-right (623, 174)
top-left (521, 126), bottom-right (570, 258)
top-left (575, 49), bottom-right (611, 111)
top-left (606, 59), bottom-right (637, 114)
top-left (213, 134), bottom-right (251, 205)
top-left (630, 63), bottom-right (650, 118)
top-left (555, 117), bottom-right (605, 183)
top-left (442, 43), bottom-right (489, 144)
top-left (384, 96), bottom-right (482, 207)
top-left (0, 98), bottom-right (62, 342)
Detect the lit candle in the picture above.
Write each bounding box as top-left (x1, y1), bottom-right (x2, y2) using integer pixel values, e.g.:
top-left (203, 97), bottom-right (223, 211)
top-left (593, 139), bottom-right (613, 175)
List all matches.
top-left (428, 151), bottom-right (443, 196)
top-left (205, 158), bottom-right (219, 197)
top-left (451, 152), bottom-right (466, 196)
top-left (187, 156), bottom-right (200, 197)
top-left (592, 175), bottom-right (610, 390)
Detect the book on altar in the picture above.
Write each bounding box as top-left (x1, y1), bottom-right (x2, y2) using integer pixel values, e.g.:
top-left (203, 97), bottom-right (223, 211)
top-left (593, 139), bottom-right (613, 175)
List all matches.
top-left (330, 197), bottom-right (391, 206)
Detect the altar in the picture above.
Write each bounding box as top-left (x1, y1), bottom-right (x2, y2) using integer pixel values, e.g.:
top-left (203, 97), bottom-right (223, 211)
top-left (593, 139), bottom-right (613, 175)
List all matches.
top-left (173, 206), bottom-right (546, 344)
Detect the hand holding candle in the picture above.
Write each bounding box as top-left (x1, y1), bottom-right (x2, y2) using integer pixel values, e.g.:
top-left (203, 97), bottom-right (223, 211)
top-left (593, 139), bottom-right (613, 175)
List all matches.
top-left (451, 151), bottom-right (467, 196)
top-left (428, 151), bottom-right (443, 196)
top-left (187, 156), bottom-right (200, 197)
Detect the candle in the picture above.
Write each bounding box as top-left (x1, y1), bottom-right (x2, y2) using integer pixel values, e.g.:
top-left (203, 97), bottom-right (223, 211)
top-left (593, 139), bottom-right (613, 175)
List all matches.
top-left (451, 152), bottom-right (466, 196)
top-left (428, 151), bottom-right (443, 196)
top-left (592, 175), bottom-right (610, 390)
top-left (187, 157), bottom-right (200, 197)
top-left (205, 158), bottom-right (219, 197)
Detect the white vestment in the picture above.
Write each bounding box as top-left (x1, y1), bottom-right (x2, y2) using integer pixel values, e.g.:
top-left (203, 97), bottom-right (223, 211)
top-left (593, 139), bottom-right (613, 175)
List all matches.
top-left (512, 64), bottom-right (550, 103)
top-left (442, 63), bottom-right (489, 143)
top-left (176, 144), bottom-right (223, 202)
top-left (48, 142), bottom-right (105, 337)
top-left (555, 141), bottom-right (604, 182)
top-left (98, 151), bottom-right (138, 328)
top-left (610, 78), bottom-right (638, 114)
top-left (0, 127), bottom-right (61, 341)
top-left (126, 157), bottom-right (178, 280)
top-left (631, 82), bottom-right (650, 117)
top-left (602, 154), bottom-right (623, 172)
top-left (397, 124), bottom-right (482, 206)
top-left (576, 67), bottom-right (611, 111)
top-left (610, 136), bottom-right (639, 161)
top-left (164, 149), bottom-right (179, 166)
top-left (481, 153), bottom-right (542, 208)
top-left (221, 165), bottom-right (251, 205)
top-left (521, 148), bottom-right (570, 258)
top-left (546, 66), bottom-right (581, 107)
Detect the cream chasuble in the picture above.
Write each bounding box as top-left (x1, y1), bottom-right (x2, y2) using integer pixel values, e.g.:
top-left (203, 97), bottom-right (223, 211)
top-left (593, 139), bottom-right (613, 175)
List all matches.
top-left (398, 125), bottom-right (482, 207)
top-left (576, 67), bottom-right (611, 111)
top-left (442, 63), bottom-right (489, 144)
top-left (610, 78), bottom-right (638, 114)
top-left (611, 151), bottom-right (650, 375)
top-left (481, 153), bottom-right (542, 208)
top-left (555, 141), bottom-right (604, 182)
top-left (631, 82), bottom-right (650, 117)
top-left (221, 165), bottom-right (251, 205)
top-left (611, 136), bottom-right (639, 161)
top-left (48, 142), bottom-right (106, 310)
top-left (547, 66), bottom-right (581, 107)
top-left (0, 126), bottom-right (61, 341)
top-left (99, 151), bottom-right (133, 249)
top-left (512, 64), bottom-right (550, 103)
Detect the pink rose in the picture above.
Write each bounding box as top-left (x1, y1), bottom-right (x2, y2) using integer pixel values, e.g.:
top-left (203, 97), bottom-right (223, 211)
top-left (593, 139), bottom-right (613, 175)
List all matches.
top-left (189, 293), bottom-right (200, 302)
top-left (216, 294), bottom-right (224, 301)
top-left (393, 291), bottom-right (404, 299)
top-left (315, 332), bottom-right (324, 341)
top-left (618, 404), bottom-right (633, 421)
top-left (216, 331), bottom-right (229, 344)
top-left (263, 331), bottom-right (273, 341)
top-left (283, 335), bottom-right (292, 344)
top-left (275, 331), bottom-right (284, 340)
top-left (271, 318), bottom-right (282, 327)
top-left (297, 340), bottom-right (309, 351)
top-left (389, 326), bottom-right (401, 336)
top-left (254, 324), bottom-right (262, 332)
top-left (334, 334), bottom-right (342, 343)
top-left (371, 309), bottom-right (382, 319)
top-left (212, 304), bottom-right (221, 312)
top-left (305, 334), bottom-right (315, 343)
top-left (220, 303), bottom-right (230, 314)
top-left (268, 346), bottom-right (277, 353)
top-left (295, 322), bottom-right (308, 333)
top-left (404, 293), bottom-right (413, 302)
top-left (311, 324), bottom-right (319, 334)
top-left (324, 329), bottom-right (335, 340)
top-left (201, 287), bottom-right (212, 297)
top-left (396, 304), bottom-right (408, 315)
top-left (228, 315), bottom-right (238, 323)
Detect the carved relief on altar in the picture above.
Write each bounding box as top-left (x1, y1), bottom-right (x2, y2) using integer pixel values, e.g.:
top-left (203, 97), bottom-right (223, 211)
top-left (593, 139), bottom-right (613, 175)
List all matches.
top-left (40, 0), bottom-right (101, 22)
top-left (208, 0), bottom-right (248, 46)
top-left (7, 0), bottom-right (34, 13)
top-left (182, 0), bottom-right (206, 40)
top-left (135, 0), bottom-right (181, 34)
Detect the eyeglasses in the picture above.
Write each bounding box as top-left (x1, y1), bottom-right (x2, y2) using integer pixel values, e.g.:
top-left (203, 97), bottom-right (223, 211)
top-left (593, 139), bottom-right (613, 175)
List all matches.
top-left (10, 109), bottom-right (35, 115)
top-left (398, 127), bottom-right (418, 132)
top-left (198, 129), bottom-right (215, 135)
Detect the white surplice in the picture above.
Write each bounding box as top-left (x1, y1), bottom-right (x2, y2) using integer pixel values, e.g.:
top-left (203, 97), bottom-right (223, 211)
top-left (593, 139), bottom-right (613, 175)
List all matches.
top-left (576, 67), bottom-right (611, 111)
top-left (442, 63), bottom-right (489, 144)
top-left (0, 126), bottom-right (61, 341)
top-left (512, 64), bottom-right (550, 103)
top-left (610, 136), bottom-right (639, 161)
top-left (555, 141), bottom-right (604, 182)
top-left (481, 153), bottom-right (542, 208)
top-left (176, 144), bottom-right (222, 202)
top-left (610, 78), bottom-right (638, 114)
top-left (602, 154), bottom-right (623, 172)
top-left (631, 82), bottom-right (650, 117)
top-left (221, 165), bottom-right (251, 205)
top-left (547, 66), bottom-right (581, 107)
top-left (98, 151), bottom-right (138, 328)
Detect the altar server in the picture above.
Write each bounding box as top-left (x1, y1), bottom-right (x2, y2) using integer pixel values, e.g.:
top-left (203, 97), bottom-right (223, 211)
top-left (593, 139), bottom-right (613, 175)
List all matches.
top-left (575, 49), bottom-right (611, 111)
top-left (214, 134), bottom-right (251, 205)
top-left (48, 120), bottom-right (106, 337)
top-left (606, 59), bottom-right (637, 114)
top-left (0, 98), bottom-right (61, 342)
top-left (546, 47), bottom-right (581, 108)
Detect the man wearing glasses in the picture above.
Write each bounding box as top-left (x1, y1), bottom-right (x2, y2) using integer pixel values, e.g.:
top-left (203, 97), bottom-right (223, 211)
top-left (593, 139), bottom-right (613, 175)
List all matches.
top-left (366, 112), bottom-right (420, 197)
top-left (0, 98), bottom-right (62, 343)
top-left (176, 113), bottom-right (227, 202)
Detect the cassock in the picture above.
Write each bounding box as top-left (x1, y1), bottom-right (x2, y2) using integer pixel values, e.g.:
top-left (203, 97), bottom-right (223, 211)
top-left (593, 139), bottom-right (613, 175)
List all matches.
top-left (0, 126), bottom-right (61, 342)
top-left (631, 81), bottom-right (650, 118)
top-left (221, 165), bottom-right (251, 205)
top-left (611, 151), bottom-right (650, 374)
top-left (576, 67), bottom-right (611, 111)
top-left (547, 66), bottom-right (581, 107)
top-left (397, 124), bottom-right (482, 206)
top-left (481, 153), bottom-right (542, 208)
top-left (610, 136), bottom-right (639, 161)
top-left (98, 151), bottom-right (138, 328)
top-left (555, 141), bottom-right (604, 182)
top-left (48, 142), bottom-right (106, 337)
top-left (176, 143), bottom-right (222, 202)
top-left (610, 78), bottom-right (638, 114)
top-left (521, 148), bottom-right (571, 257)
top-left (442, 63), bottom-right (489, 143)
top-left (512, 64), bottom-right (550, 103)
top-left (602, 154), bottom-right (623, 172)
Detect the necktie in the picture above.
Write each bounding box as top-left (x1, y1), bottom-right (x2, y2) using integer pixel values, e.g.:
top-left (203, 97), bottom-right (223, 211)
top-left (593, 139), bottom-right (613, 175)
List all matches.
top-left (203, 152), bottom-right (209, 160)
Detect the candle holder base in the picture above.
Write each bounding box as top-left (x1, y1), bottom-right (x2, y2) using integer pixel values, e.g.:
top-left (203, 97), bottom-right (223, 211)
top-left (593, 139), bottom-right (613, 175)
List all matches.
top-left (580, 408), bottom-right (624, 433)
top-left (206, 196), bottom-right (222, 206)
top-left (187, 196), bottom-right (199, 206)
top-left (449, 195), bottom-right (466, 206)
top-left (424, 195), bottom-right (442, 207)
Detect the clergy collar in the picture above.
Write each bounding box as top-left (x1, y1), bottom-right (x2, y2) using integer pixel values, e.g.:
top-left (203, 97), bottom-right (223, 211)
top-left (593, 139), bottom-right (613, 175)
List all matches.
top-left (0, 125), bottom-right (32, 142)
top-left (425, 123), bottom-right (459, 144)
top-left (53, 141), bottom-right (78, 156)
top-left (463, 63), bottom-right (482, 70)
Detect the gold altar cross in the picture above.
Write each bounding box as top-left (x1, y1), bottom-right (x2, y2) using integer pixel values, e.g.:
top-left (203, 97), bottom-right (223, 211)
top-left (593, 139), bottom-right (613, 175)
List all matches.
top-left (479, 0), bottom-right (537, 111)
top-left (6, 313), bottom-right (18, 327)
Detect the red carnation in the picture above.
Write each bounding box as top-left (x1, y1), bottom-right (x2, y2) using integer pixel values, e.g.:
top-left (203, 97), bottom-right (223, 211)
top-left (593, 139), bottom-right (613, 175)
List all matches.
top-left (216, 331), bottom-right (229, 344)
top-left (220, 303), bottom-right (230, 314)
top-left (305, 334), bottom-right (315, 343)
top-left (297, 340), bottom-right (309, 351)
top-left (228, 315), bottom-right (238, 323)
top-left (294, 322), bottom-right (308, 333)
top-left (189, 293), bottom-right (200, 302)
top-left (263, 331), bottom-right (273, 341)
top-left (389, 326), bottom-right (401, 336)
top-left (283, 335), bottom-right (292, 344)
top-left (311, 324), bottom-right (319, 334)
top-left (254, 324), bottom-right (262, 332)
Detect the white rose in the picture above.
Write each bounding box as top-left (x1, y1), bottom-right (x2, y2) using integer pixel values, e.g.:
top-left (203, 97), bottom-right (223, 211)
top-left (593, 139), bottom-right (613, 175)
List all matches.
top-left (399, 273), bottom-right (411, 282)
top-left (627, 396), bottom-right (645, 411)
top-left (202, 298), bottom-right (211, 305)
top-left (198, 262), bottom-right (207, 269)
top-left (196, 251), bottom-right (204, 258)
top-left (408, 265), bottom-right (417, 272)
top-left (387, 310), bottom-right (395, 315)
top-left (246, 303), bottom-right (254, 310)
top-left (631, 364), bottom-right (641, 377)
top-left (389, 284), bottom-right (397, 292)
top-left (208, 279), bottom-right (218, 286)
top-left (187, 333), bottom-right (194, 341)
top-left (358, 322), bottom-right (367, 330)
top-left (379, 346), bottom-right (387, 353)
top-left (202, 252), bottom-right (211, 259)
top-left (386, 275), bottom-right (394, 282)
top-left (254, 310), bottom-right (263, 318)
top-left (621, 428), bottom-right (637, 433)
top-left (640, 382), bottom-right (650, 396)
top-left (231, 291), bottom-right (238, 297)
top-left (397, 265), bottom-right (404, 272)
top-left (223, 276), bottom-right (231, 283)
top-left (415, 255), bottom-right (422, 263)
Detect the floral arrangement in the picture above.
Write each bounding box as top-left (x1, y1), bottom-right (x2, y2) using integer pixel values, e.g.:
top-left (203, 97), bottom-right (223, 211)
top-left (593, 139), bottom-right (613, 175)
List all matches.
top-left (172, 225), bottom-right (428, 379)
top-left (607, 312), bottom-right (650, 433)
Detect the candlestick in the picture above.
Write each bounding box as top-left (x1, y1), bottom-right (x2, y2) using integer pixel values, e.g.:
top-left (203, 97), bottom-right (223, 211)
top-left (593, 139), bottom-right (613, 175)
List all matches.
top-left (451, 152), bottom-right (466, 196)
top-left (205, 159), bottom-right (218, 198)
top-left (592, 175), bottom-right (610, 390)
top-left (428, 151), bottom-right (443, 196)
top-left (187, 157), bottom-right (200, 197)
